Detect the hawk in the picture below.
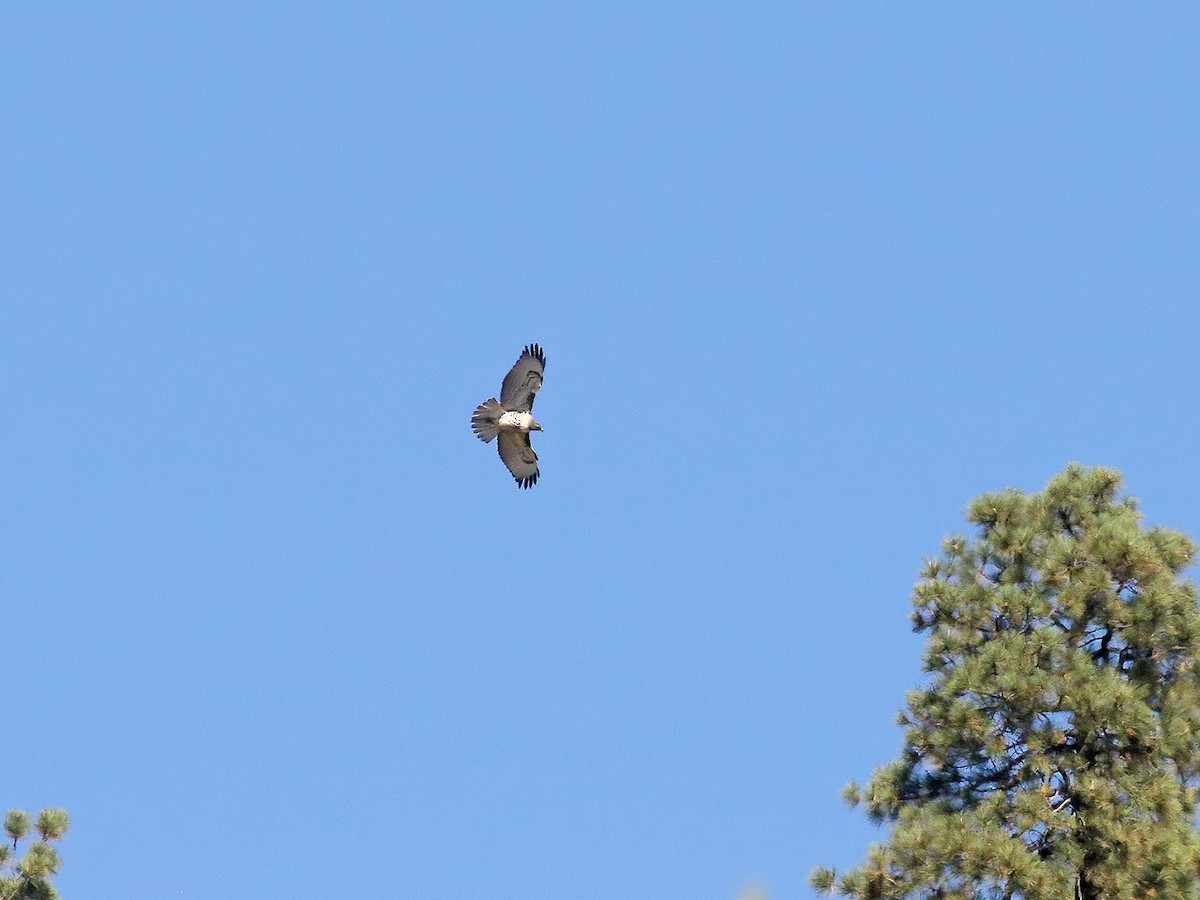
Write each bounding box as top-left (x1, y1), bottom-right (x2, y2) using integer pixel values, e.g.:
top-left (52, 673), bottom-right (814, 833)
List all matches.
top-left (471, 343), bottom-right (546, 489)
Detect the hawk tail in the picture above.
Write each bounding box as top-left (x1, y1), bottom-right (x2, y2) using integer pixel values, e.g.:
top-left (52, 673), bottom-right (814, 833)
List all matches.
top-left (471, 398), bottom-right (504, 443)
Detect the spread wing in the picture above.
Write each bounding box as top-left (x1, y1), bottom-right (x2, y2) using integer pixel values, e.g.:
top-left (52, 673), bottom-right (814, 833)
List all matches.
top-left (500, 343), bottom-right (545, 412)
top-left (497, 430), bottom-right (539, 489)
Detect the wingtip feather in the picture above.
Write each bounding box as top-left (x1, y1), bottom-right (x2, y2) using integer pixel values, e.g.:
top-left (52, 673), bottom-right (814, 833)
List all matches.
top-left (523, 342), bottom-right (545, 368)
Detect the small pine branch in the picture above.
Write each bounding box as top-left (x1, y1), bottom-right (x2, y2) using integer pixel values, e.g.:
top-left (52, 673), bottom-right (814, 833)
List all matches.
top-left (808, 865), bottom-right (837, 895)
top-left (32, 813), bottom-right (67, 844)
top-left (0, 809), bottom-right (68, 900)
top-left (2, 814), bottom-right (28, 849)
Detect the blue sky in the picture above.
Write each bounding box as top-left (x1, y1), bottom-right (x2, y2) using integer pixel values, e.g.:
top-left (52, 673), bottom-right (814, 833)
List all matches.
top-left (3, 4), bottom-right (1199, 898)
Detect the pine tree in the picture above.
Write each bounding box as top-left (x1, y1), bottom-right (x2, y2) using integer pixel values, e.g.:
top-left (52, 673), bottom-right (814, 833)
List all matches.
top-left (812, 464), bottom-right (1200, 899)
top-left (1, 808), bottom-right (69, 900)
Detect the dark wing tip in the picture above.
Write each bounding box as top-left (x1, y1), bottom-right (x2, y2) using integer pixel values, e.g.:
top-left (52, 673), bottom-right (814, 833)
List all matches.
top-left (523, 343), bottom-right (545, 368)
top-left (516, 471), bottom-right (539, 489)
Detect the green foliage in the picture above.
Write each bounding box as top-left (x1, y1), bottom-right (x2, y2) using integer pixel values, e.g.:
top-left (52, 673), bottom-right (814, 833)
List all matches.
top-left (2, 814), bottom-right (29, 848)
top-left (812, 464), bottom-right (1200, 899)
top-left (0, 809), bottom-right (68, 900)
top-left (30, 814), bottom-right (66, 845)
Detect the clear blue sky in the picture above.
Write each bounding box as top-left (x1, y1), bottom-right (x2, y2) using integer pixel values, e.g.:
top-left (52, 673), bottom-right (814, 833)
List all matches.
top-left (4, 4), bottom-right (1199, 898)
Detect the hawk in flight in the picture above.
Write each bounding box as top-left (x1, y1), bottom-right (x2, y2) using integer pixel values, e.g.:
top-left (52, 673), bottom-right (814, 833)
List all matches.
top-left (471, 344), bottom-right (546, 489)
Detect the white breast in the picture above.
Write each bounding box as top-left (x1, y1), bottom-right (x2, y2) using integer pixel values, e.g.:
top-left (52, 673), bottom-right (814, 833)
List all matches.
top-left (498, 411), bottom-right (534, 430)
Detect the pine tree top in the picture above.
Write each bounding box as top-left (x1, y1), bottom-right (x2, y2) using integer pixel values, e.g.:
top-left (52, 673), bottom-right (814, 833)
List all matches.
top-left (815, 464), bottom-right (1200, 900)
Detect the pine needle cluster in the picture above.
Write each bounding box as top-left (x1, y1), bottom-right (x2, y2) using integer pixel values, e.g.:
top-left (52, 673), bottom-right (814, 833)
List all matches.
top-left (813, 464), bottom-right (1200, 899)
top-left (1, 809), bottom-right (69, 900)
